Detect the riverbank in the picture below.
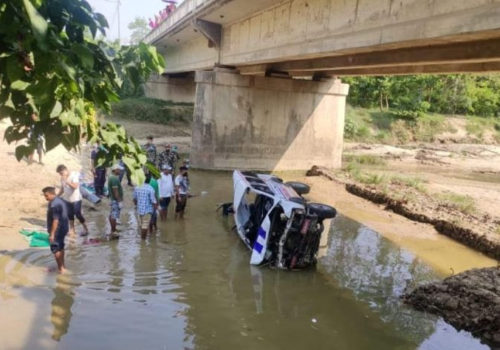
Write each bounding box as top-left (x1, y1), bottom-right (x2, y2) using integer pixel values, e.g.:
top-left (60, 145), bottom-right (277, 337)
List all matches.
top-left (0, 120), bottom-right (82, 251)
top-left (403, 267), bottom-right (500, 349)
top-left (305, 141), bottom-right (500, 261)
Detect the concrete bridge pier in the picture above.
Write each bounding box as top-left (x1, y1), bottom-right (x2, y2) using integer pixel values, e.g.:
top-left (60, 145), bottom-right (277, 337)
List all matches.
top-left (191, 70), bottom-right (349, 171)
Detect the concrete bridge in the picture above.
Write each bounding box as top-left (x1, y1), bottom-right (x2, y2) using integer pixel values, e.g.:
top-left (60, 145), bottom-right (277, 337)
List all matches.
top-left (145, 0), bottom-right (500, 171)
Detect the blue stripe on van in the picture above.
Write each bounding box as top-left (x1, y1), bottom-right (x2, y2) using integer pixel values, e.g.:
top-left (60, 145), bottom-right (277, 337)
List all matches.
top-left (258, 228), bottom-right (266, 239)
top-left (253, 241), bottom-right (263, 254)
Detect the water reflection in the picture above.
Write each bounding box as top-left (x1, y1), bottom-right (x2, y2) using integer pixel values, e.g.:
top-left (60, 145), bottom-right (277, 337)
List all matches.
top-left (50, 274), bottom-right (76, 341)
top-left (319, 214), bottom-right (486, 349)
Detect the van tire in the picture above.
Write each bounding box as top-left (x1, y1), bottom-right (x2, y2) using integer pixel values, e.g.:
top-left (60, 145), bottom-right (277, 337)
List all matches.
top-left (307, 203), bottom-right (337, 219)
top-left (285, 181), bottom-right (310, 195)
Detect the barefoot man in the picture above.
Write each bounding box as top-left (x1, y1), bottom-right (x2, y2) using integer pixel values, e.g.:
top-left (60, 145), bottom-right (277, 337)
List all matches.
top-left (108, 164), bottom-right (123, 238)
top-left (43, 187), bottom-right (69, 273)
top-left (175, 166), bottom-right (190, 219)
top-left (56, 164), bottom-right (89, 236)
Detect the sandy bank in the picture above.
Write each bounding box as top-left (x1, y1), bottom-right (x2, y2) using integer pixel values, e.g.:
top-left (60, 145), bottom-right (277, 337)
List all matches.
top-left (294, 174), bottom-right (497, 276)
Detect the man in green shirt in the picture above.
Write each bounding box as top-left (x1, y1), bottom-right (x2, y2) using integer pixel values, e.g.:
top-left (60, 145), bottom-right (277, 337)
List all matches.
top-left (108, 164), bottom-right (123, 238)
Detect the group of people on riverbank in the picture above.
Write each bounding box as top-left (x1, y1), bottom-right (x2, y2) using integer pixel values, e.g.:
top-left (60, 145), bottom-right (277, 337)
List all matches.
top-left (42, 136), bottom-right (190, 273)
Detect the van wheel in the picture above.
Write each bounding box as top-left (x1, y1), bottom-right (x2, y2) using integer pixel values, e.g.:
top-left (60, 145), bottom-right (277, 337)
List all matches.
top-left (285, 181), bottom-right (310, 195)
top-left (307, 203), bottom-right (337, 219)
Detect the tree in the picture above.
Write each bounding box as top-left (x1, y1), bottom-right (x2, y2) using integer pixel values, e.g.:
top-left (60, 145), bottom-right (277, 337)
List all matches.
top-left (0, 0), bottom-right (165, 184)
top-left (128, 17), bottom-right (149, 45)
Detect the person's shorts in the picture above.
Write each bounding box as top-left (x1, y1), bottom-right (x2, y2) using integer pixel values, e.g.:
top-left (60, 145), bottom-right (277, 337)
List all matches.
top-left (66, 200), bottom-right (84, 222)
top-left (175, 195), bottom-right (187, 213)
top-left (150, 210), bottom-right (157, 225)
top-left (110, 200), bottom-right (121, 220)
top-left (159, 197), bottom-right (171, 210)
top-left (36, 140), bottom-right (43, 155)
top-left (50, 229), bottom-right (68, 254)
top-left (138, 213), bottom-right (152, 230)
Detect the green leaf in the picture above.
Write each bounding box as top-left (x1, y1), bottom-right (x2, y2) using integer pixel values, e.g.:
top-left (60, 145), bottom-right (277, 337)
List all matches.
top-left (137, 153), bottom-right (147, 164)
top-left (58, 61), bottom-right (76, 80)
top-left (145, 161), bottom-right (160, 178)
top-left (6, 56), bottom-right (24, 82)
top-left (15, 145), bottom-right (31, 161)
top-left (73, 43), bottom-right (94, 69)
top-left (50, 101), bottom-right (62, 118)
top-left (121, 155), bottom-right (136, 173)
top-left (22, 0), bottom-right (48, 39)
top-left (130, 168), bottom-right (145, 186)
top-left (60, 111), bottom-right (81, 126)
top-left (10, 80), bottom-right (30, 91)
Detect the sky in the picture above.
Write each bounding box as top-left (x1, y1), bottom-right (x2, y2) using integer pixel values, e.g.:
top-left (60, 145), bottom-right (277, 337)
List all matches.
top-left (86, 0), bottom-right (181, 43)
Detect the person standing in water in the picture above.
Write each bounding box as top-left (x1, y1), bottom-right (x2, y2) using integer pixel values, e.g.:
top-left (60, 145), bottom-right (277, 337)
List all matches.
top-left (108, 164), bottom-right (123, 238)
top-left (133, 174), bottom-right (157, 239)
top-left (158, 165), bottom-right (174, 221)
top-left (56, 164), bottom-right (89, 236)
top-left (147, 175), bottom-right (159, 231)
top-left (91, 141), bottom-right (107, 197)
top-left (43, 187), bottom-right (69, 273)
top-left (174, 166), bottom-right (190, 219)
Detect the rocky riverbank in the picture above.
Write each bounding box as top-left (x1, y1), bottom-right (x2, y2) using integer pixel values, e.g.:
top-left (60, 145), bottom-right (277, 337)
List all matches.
top-left (402, 267), bottom-right (500, 349)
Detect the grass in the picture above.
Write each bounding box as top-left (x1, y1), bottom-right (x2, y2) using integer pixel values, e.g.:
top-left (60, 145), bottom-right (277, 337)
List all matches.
top-left (344, 162), bottom-right (387, 185)
top-left (437, 191), bottom-right (477, 215)
top-left (390, 176), bottom-right (427, 193)
top-left (110, 97), bottom-right (194, 124)
top-left (343, 154), bottom-right (387, 166)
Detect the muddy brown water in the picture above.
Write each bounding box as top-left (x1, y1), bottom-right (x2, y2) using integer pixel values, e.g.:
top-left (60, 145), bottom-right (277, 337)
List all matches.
top-left (0, 171), bottom-right (492, 350)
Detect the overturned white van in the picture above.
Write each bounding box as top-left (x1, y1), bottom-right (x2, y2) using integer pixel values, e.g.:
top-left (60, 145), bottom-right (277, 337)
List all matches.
top-left (230, 170), bottom-right (337, 269)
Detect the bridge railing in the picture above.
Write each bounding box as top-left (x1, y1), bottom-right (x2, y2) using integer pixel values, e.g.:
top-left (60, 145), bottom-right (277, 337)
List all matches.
top-left (144, 0), bottom-right (211, 44)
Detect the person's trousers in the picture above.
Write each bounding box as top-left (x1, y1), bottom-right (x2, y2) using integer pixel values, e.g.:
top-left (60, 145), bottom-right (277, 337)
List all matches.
top-left (94, 167), bottom-right (106, 196)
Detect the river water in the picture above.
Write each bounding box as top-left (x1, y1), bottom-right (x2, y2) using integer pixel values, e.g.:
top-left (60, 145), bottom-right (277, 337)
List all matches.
top-left (0, 170), bottom-right (491, 350)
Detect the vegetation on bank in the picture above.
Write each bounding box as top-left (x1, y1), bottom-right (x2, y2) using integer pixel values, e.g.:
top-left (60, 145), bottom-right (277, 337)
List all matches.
top-left (344, 106), bottom-right (500, 144)
top-left (110, 97), bottom-right (194, 124)
top-left (344, 75), bottom-right (500, 117)
top-left (344, 75), bottom-right (500, 144)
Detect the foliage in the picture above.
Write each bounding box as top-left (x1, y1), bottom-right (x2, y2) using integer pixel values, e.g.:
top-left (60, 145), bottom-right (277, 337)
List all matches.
top-left (0, 0), bottom-right (165, 184)
top-left (344, 74), bottom-right (500, 118)
top-left (128, 17), bottom-right (149, 45)
top-left (344, 107), bottom-right (450, 144)
top-left (110, 97), bottom-right (193, 124)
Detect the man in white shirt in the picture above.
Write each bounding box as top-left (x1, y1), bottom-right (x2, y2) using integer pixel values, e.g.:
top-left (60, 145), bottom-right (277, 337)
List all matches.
top-left (158, 165), bottom-right (175, 221)
top-left (174, 166), bottom-right (190, 219)
top-left (56, 164), bottom-right (89, 236)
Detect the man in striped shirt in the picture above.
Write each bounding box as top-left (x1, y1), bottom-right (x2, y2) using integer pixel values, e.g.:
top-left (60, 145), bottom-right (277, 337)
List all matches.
top-left (133, 174), bottom-right (157, 239)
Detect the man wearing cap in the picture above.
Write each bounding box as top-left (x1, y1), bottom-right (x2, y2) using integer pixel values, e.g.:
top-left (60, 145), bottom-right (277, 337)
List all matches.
top-left (108, 164), bottom-right (123, 238)
top-left (158, 165), bottom-right (174, 221)
top-left (175, 166), bottom-right (190, 219)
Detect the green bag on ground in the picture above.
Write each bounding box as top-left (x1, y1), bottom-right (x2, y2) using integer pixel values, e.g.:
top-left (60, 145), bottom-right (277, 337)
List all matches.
top-left (19, 229), bottom-right (50, 247)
